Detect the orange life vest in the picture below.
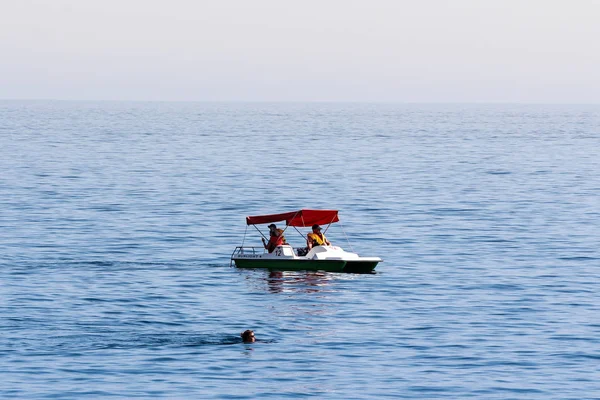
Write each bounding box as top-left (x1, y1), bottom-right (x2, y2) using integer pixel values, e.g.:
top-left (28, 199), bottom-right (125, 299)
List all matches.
top-left (266, 229), bottom-right (287, 253)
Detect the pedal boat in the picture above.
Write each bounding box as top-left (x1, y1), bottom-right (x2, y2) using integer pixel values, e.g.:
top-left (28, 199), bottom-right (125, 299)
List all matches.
top-left (230, 209), bottom-right (382, 273)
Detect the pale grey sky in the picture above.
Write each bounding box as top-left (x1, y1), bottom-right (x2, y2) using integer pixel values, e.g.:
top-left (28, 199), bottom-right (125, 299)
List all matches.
top-left (1, 0), bottom-right (599, 102)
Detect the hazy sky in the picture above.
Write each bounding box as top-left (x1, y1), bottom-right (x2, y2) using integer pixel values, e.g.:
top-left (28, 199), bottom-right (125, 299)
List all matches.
top-left (1, 0), bottom-right (599, 102)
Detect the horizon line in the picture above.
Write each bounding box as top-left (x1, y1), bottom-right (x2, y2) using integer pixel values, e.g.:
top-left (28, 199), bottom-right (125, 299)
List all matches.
top-left (1, 98), bottom-right (599, 106)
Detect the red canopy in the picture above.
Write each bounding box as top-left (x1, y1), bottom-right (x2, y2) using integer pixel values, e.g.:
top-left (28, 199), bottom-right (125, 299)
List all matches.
top-left (246, 209), bottom-right (339, 227)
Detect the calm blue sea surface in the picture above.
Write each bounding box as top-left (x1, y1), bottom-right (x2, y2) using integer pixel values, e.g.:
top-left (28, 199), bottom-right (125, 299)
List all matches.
top-left (1, 101), bottom-right (599, 399)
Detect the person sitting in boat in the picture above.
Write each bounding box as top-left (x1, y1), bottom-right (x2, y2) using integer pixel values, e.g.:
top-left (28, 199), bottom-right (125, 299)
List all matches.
top-left (307, 224), bottom-right (331, 250)
top-left (262, 223), bottom-right (287, 253)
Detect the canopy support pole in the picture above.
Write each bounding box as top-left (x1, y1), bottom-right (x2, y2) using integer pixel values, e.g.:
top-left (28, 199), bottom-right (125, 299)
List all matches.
top-left (280, 210), bottom-right (301, 236)
top-left (240, 225), bottom-right (248, 247)
top-left (252, 224), bottom-right (268, 241)
top-left (322, 212), bottom-right (338, 235)
top-left (338, 220), bottom-right (355, 253)
top-left (292, 225), bottom-right (306, 241)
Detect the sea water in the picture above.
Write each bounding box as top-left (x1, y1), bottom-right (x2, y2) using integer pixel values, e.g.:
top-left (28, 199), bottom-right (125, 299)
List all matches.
top-left (1, 101), bottom-right (599, 398)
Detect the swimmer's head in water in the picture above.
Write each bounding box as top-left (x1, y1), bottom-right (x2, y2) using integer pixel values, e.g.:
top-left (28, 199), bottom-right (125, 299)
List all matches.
top-left (241, 330), bottom-right (255, 343)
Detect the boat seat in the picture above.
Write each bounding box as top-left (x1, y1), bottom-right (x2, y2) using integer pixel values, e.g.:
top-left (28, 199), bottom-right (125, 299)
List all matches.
top-left (296, 247), bottom-right (308, 256)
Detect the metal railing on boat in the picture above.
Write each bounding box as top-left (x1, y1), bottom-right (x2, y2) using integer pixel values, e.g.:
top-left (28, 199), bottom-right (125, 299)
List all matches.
top-left (230, 246), bottom-right (263, 267)
top-left (230, 245), bottom-right (309, 267)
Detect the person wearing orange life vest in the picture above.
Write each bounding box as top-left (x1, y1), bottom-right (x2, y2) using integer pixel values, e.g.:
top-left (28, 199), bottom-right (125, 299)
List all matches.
top-left (306, 224), bottom-right (331, 250)
top-left (262, 224), bottom-right (287, 253)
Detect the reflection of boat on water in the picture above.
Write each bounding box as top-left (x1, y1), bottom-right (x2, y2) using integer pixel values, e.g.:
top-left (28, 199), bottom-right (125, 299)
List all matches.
top-left (231, 209), bottom-right (382, 273)
top-left (266, 270), bottom-right (334, 294)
